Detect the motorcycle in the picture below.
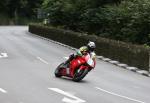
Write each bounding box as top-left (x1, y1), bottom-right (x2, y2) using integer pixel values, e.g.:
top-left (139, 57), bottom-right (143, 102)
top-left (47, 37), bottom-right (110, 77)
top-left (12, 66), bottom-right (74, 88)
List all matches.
top-left (54, 53), bottom-right (96, 82)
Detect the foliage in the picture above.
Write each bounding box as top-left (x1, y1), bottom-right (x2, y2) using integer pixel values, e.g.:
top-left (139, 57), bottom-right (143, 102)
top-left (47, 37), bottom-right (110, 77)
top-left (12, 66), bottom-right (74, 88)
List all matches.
top-left (42, 0), bottom-right (121, 30)
top-left (0, 0), bottom-right (43, 24)
top-left (100, 0), bottom-right (150, 44)
top-left (42, 0), bottom-right (150, 45)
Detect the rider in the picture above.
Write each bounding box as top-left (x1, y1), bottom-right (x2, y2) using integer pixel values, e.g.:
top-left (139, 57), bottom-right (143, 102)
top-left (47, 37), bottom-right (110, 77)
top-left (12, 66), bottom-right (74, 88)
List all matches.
top-left (65, 41), bottom-right (96, 64)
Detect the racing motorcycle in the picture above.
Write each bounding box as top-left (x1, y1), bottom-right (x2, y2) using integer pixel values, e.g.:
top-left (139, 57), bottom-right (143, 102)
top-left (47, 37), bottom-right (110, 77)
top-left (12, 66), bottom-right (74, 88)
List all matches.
top-left (54, 53), bottom-right (96, 82)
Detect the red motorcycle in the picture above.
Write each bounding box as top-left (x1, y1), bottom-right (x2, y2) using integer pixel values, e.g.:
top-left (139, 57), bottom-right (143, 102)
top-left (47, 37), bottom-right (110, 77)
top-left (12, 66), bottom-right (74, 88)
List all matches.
top-left (55, 53), bottom-right (96, 82)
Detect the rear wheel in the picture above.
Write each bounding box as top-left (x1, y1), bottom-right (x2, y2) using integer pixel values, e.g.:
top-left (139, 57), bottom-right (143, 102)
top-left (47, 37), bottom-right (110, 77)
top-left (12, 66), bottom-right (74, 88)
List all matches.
top-left (72, 69), bottom-right (89, 82)
top-left (55, 63), bottom-right (64, 77)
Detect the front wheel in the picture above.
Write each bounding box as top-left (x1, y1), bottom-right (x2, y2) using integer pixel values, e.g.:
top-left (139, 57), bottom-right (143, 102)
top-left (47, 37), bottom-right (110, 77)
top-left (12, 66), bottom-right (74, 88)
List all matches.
top-left (72, 69), bottom-right (89, 82)
top-left (55, 63), bottom-right (64, 77)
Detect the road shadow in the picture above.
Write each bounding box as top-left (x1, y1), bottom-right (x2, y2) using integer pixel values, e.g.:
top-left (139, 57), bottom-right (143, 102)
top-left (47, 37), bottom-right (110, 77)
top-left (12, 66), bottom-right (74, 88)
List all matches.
top-left (53, 76), bottom-right (90, 84)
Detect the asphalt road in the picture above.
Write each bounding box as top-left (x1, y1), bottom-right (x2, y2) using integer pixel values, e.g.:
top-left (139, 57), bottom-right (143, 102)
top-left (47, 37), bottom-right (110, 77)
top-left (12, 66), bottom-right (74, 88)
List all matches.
top-left (0, 26), bottom-right (150, 103)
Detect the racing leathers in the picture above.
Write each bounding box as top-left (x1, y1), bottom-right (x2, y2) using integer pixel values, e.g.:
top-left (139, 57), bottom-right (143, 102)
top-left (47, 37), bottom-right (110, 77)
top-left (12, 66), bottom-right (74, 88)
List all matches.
top-left (65, 46), bottom-right (96, 64)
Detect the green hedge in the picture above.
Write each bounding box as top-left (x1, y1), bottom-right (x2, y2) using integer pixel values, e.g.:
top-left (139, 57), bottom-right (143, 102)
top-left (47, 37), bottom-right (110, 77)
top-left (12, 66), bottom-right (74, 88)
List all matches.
top-left (29, 24), bottom-right (150, 71)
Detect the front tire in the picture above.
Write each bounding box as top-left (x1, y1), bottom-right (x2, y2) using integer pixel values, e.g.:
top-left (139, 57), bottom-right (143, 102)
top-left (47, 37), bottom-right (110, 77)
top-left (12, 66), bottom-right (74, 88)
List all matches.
top-left (72, 69), bottom-right (89, 82)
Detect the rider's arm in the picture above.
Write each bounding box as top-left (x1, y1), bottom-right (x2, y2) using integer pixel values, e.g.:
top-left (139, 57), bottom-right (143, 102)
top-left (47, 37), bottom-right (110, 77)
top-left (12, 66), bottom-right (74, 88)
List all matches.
top-left (91, 52), bottom-right (96, 69)
top-left (91, 52), bottom-right (96, 60)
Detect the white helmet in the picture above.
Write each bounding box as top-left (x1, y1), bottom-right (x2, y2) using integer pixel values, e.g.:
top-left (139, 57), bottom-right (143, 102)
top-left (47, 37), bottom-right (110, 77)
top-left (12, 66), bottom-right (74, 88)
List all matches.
top-left (87, 41), bottom-right (96, 51)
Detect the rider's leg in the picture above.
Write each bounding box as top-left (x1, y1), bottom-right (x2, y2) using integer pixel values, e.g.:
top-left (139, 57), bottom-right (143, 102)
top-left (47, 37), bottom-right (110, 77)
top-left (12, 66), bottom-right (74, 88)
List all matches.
top-left (64, 54), bottom-right (75, 64)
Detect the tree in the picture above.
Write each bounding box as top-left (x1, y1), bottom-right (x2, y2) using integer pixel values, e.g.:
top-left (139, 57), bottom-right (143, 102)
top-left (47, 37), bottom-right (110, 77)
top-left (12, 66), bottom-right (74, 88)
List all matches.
top-left (0, 0), bottom-right (43, 18)
top-left (99, 0), bottom-right (150, 44)
top-left (42, 0), bottom-right (150, 45)
top-left (0, 0), bottom-right (9, 14)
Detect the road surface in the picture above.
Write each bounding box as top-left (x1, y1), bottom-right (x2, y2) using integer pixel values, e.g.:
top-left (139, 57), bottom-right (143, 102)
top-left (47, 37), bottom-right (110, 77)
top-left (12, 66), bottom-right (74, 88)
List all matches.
top-left (0, 26), bottom-right (150, 103)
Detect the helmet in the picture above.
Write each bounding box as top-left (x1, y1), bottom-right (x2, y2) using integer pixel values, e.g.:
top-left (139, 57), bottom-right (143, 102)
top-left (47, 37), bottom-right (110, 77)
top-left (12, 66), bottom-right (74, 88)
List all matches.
top-left (87, 41), bottom-right (96, 52)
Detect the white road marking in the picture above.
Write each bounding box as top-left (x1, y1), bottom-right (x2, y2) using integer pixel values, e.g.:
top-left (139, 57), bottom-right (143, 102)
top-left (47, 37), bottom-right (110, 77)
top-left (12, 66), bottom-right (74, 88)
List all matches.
top-left (36, 57), bottom-right (49, 64)
top-left (0, 53), bottom-right (8, 58)
top-left (0, 88), bottom-right (7, 93)
top-left (95, 87), bottom-right (145, 103)
top-left (48, 88), bottom-right (86, 103)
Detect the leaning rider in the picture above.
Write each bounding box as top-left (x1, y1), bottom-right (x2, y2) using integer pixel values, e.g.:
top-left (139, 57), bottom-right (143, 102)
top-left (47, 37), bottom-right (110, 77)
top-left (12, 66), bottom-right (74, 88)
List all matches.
top-left (65, 41), bottom-right (96, 64)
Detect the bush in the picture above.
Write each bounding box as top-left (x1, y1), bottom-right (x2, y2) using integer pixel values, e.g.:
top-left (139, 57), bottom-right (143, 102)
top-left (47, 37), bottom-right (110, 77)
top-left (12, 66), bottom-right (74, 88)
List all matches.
top-left (29, 24), bottom-right (150, 71)
top-left (0, 14), bottom-right (10, 25)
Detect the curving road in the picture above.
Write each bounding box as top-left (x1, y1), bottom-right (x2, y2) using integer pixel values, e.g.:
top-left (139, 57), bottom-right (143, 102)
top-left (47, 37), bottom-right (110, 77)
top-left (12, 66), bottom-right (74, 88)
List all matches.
top-left (0, 26), bottom-right (150, 103)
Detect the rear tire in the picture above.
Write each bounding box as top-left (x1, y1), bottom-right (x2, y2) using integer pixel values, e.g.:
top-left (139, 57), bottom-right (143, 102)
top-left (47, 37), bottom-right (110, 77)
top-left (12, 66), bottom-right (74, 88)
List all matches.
top-left (55, 63), bottom-right (64, 77)
top-left (72, 69), bottom-right (89, 82)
